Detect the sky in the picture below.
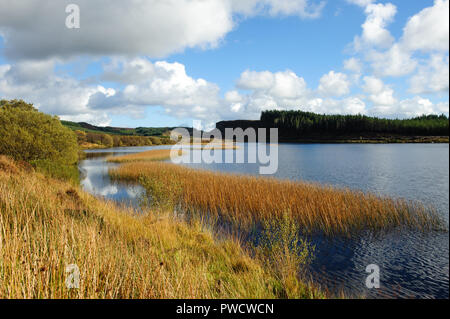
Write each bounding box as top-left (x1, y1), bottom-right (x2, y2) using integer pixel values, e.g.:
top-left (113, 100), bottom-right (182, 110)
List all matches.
top-left (0, 0), bottom-right (448, 129)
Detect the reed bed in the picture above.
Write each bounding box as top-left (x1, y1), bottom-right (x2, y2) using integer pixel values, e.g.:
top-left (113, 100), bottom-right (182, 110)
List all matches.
top-left (0, 156), bottom-right (323, 299)
top-left (107, 149), bottom-right (178, 163)
top-left (109, 161), bottom-right (445, 237)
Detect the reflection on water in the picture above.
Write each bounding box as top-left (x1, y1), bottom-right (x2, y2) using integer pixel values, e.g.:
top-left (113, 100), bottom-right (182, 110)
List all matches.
top-left (79, 144), bottom-right (449, 299)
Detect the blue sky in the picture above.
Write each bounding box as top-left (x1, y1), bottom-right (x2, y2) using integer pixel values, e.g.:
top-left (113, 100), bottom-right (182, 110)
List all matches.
top-left (0, 0), bottom-right (448, 128)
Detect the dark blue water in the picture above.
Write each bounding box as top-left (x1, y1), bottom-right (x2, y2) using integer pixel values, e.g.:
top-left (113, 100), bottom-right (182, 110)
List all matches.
top-left (79, 143), bottom-right (449, 299)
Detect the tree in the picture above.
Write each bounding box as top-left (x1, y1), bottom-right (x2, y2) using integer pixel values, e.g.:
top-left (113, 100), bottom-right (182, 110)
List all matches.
top-left (0, 99), bottom-right (79, 165)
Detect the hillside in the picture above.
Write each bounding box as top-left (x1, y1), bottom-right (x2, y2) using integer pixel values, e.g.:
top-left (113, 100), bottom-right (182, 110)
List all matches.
top-left (61, 120), bottom-right (173, 137)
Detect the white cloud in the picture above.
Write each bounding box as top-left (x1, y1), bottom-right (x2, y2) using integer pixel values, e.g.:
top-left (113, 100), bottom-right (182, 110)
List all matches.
top-left (0, 0), bottom-right (325, 60)
top-left (409, 55), bottom-right (449, 94)
top-left (231, 0), bottom-right (325, 18)
top-left (351, 2), bottom-right (397, 50)
top-left (368, 44), bottom-right (418, 77)
top-left (401, 0), bottom-right (449, 53)
top-left (90, 59), bottom-right (223, 121)
top-left (362, 76), bottom-right (396, 107)
top-left (237, 70), bottom-right (308, 99)
top-left (318, 71), bottom-right (351, 97)
top-left (345, 0), bottom-right (375, 7)
top-left (361, 3), bottom-right (397, 48)
top-left (344, 57), bottom-right (363, 73)
top-left (371, 96), bottom-right (447, 118)
top-left (231, 69), bottom-right (366, 117)
top-left (0, 59), bottom-right (111, 125)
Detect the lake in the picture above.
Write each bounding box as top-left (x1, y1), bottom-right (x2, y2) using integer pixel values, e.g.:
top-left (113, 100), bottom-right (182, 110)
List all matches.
top-left (79, 143), bottom-right (449, 299)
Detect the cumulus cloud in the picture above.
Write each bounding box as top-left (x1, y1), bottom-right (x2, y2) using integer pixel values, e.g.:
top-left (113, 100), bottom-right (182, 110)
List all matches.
top-left (349, 0), bottom-right (448, 80)
top-left (231, 69), bottom-right (366, 117)
top-left (90, 59), bottom-right (222, 121)
top-left (345, 0), bottom-right (375, 7)
top-left (352, 2), bottom-right (397, 50)
top-left (367, 44), bottom-right (418, 77)
top-left (0, 0), bottom-right (447, 125)
top-left (0, 59), bottom-right (111, 125)
top-left (409, 55), bottom-right (449, 94)
top-left (371, 96), bottom-right (448, 118)
top-left (237, 70), bottom-right (308, 99)
top-left (318, 71), bottom-right (351, 97)
top-left (0, 0), bottom-right (325, 60)
top-left (344, 57), bottom-right (363, 73)
top-left (363, 76), bottom-right (396, 107)
top-left (231, 0), bottom-right (325, 18)
top-left (401, 0), bottom-right (449, 53)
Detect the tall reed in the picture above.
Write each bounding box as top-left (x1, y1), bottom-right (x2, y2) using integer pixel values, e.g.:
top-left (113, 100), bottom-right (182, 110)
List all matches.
top-left (0, 156), bottom-right (324, 299)
top-left (109, 161), bottom-right (445, 237)
top-left (106, 149), bottom-right (177, 163)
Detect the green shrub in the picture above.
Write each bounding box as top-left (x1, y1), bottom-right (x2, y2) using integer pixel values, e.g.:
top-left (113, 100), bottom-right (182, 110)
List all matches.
top-left (149, 136), bottom-right (162, 145)
top-left (0, 99), bottom-right (79, 167)
top-left (255, 212), bottom-right (315, 297)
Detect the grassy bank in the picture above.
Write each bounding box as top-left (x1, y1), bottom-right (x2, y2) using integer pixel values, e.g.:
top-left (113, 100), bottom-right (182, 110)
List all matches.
top-left (0, 156), bottom-right (323, 299)
top-left (109, 161), bottom-right (445, 237)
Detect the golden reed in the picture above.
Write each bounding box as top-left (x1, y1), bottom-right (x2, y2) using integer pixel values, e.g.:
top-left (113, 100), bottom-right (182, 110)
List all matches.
top-left (110, 161), bottom-right (445, 237)
top-left (0, 156), bottom-right (323, 298)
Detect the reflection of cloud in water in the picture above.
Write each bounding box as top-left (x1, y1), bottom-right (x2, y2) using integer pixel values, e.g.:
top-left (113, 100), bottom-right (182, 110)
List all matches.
top-left (81, 176), bottom-right (119, 196)
top-left (126, 186), bottom-right (143, 198)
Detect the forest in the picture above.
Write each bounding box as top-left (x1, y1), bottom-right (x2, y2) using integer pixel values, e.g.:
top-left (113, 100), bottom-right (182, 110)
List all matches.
top-left (217, 110), bottom-right (449, 143)
top-left (260, 110), bottom-right (449, 136)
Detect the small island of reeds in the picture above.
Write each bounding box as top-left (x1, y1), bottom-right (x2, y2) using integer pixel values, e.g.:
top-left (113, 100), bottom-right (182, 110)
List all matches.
top-left (109, 161), bottom-right (446, 237)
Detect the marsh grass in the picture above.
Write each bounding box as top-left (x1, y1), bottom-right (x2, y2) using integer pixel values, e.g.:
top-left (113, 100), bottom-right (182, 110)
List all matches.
top-left (109, 161), bottom-right (445, 237)
top-left (0, 156), bottom-right (324, 298)
top-left (107, 149), bottom-right (179, 163)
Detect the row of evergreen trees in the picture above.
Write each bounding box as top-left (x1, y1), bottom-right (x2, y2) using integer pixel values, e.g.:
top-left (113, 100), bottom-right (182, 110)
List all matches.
top-left (260, 110), bottom-right (449, 136)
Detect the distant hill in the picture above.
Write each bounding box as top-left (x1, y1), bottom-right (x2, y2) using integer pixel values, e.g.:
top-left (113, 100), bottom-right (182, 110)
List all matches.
top-left (61, 120), bottom-right (206, 138)
top-left (61, 120), bottom-right (173, 137)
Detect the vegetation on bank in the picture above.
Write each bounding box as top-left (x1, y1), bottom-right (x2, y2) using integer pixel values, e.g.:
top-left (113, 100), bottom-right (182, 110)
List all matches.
top-left (74, 130), bottom-right (176, 149)
top-left (109, 161), bottom-right (445, 237)
top-left (216, 110), bottom-right (449, 143)
top-left (62, 120), bottom-right (178, 149)
top-left (0, 156), bottom-right (323, 299)
top-left (0, 99), bottom-right (80, 183)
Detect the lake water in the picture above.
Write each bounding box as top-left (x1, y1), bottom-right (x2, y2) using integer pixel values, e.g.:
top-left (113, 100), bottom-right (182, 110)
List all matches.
top-left (79, 143), bottom-right (449, 299)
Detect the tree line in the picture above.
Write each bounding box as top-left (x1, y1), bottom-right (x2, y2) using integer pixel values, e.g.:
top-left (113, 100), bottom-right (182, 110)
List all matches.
top-left (74, 130), bottom-right (175, 148)
top-left (260, 110), bottom-right (449, 136)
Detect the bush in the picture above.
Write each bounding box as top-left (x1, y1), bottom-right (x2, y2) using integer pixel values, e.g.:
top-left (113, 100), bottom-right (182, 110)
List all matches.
top-left (255, 212), bottom-right (315, 297)
top-left (149, 136), bottom-right (162, 145)
top-left (0, 100), bottom-right (79, 165)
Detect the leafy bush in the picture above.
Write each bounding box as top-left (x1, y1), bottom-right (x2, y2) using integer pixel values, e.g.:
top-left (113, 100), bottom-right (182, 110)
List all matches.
top-left (255, 212), bottom-right (315, 297)
top-left (0, 100), bottom-right (79, 165)
top-left (149, 136), bottom-right (162, 145)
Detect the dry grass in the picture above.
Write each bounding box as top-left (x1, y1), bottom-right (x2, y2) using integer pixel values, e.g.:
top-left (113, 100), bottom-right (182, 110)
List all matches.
top-left (0, 156), bottom-right (323, 299)
top-left (109, 161), bottom-right (445, 237)
top-left (107, 149), bottom-right (178, 163)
